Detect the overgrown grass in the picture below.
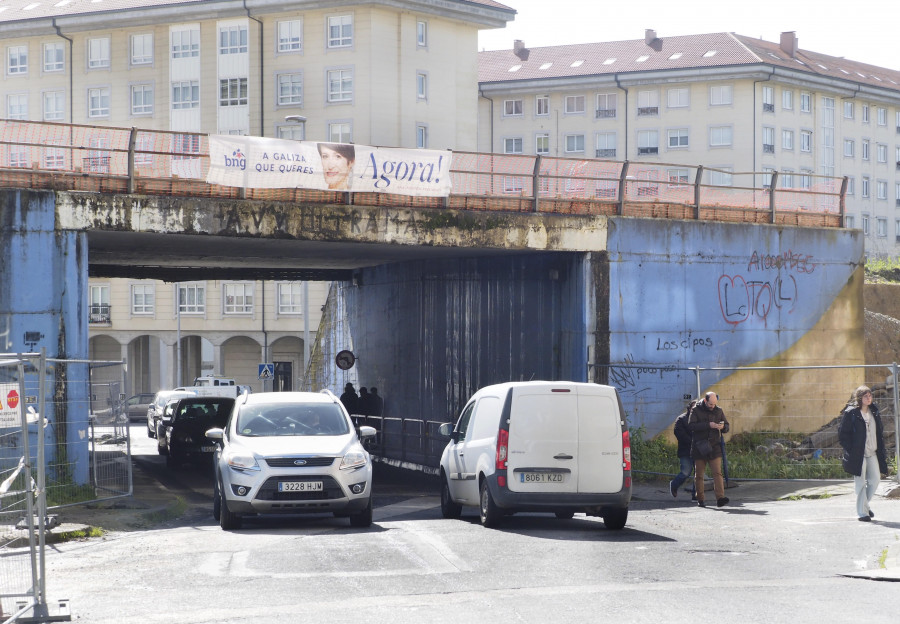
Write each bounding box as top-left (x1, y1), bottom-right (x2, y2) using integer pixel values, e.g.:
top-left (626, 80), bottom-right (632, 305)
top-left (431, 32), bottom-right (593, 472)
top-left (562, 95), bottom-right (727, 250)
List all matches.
top-left (866, 257), bottom-right (900, 282)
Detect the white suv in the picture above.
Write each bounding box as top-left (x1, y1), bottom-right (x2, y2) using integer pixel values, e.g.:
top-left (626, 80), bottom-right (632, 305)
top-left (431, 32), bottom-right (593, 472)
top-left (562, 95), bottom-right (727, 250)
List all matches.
top-left (206, 390), bottom-right (377, 530)
top-left (438, 381), bottom-right (631, 529)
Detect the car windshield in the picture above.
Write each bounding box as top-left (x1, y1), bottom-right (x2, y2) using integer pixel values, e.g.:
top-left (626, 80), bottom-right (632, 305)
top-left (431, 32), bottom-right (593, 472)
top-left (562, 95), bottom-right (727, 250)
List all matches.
top-left (177, 400), bottom-right (232, 428)
top-left (235, 402), bottom-right (350, 437)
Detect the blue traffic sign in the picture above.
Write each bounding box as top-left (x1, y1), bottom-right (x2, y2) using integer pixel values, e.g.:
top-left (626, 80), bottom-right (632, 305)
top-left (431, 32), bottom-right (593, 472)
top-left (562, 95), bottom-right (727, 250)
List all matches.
top-left (258, 363), bottom-right (274, 380)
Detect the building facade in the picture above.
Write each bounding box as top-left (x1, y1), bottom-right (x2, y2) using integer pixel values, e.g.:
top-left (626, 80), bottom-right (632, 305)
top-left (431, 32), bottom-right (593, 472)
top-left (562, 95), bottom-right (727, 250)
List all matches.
top-left (478, 30), bottom-right (900, 258)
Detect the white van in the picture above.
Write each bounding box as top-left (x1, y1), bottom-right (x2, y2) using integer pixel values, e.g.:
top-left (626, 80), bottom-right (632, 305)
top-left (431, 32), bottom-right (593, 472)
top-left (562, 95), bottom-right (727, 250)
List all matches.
top-left (438, 381), bottom-right (631, 529)
top-left (193, 376), bottom-right (236, 387)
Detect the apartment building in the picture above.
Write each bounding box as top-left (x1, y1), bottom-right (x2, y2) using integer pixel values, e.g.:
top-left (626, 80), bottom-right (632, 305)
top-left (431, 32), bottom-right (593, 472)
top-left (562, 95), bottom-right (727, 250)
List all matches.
top-left (478, 30), bottom-right (900, 258)
top-left (0, 0), bottom-right (513, 396)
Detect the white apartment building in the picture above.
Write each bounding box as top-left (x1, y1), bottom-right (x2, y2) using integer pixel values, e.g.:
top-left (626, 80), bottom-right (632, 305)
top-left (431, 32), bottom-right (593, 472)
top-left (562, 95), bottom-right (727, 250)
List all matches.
top-left (0, 0), bottom-right (513, 396)
top-left (478, 30), bottom-right (900, 258)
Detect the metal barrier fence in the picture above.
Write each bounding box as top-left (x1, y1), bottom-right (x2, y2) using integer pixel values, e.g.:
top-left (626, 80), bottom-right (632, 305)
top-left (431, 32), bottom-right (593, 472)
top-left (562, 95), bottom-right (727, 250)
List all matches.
top-left (0, 118), bottom-right (843, 227)
top-left (1, 351), bottom-right (130, 622)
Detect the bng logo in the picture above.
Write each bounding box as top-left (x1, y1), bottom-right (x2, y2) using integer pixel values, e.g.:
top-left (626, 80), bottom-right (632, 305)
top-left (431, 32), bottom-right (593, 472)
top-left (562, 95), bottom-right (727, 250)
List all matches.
top-left (224, 149), bottom-right (246, 170)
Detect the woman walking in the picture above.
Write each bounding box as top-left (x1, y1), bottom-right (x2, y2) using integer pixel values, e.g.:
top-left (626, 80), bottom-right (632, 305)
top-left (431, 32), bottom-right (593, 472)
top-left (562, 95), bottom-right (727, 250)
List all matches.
top-left (838, 385), bottom-right (888, 522)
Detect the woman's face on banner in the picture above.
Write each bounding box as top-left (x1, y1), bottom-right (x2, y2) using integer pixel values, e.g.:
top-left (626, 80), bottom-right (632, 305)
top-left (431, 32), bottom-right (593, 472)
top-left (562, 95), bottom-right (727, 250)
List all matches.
top-left (320, 146), bottom-right (353, 189)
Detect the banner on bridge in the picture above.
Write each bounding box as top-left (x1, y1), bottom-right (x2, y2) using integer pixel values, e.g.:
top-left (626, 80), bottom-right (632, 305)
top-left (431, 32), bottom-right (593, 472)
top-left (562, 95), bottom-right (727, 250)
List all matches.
top-left (207, 135), bottom-right (452, 197)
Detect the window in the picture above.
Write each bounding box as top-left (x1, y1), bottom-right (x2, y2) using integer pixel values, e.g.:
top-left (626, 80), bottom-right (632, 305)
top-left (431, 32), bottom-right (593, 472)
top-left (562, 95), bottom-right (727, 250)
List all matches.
top-left (278, 123), bottom-right (305, 141)
top-left (503, 176), bottom-right (524, 194)
top-left (847, 177), bottom-right (855, 196)
top-left (132, 284), bottom-right (155, 314)
top-left (877, 217), bottom-right (887, 237)
top-left (595, 132), bottom-right (616, 158)
top-left (709, 85), bottom-right (732, 106)
top-left (564, 95), bottom-right (585, 114)
top-left (8, 45), bottom-right (27, 75)
top-left (667, 128), bottom-right (688, 148)
top-left (595, 93), bottom-right (616, 117)
top-left (8, 145), bottom-right (28, 168)
top-left (877, 144), bottom-right (887, 163)
top-left (709, 168), bottom-right (733, 186)
top-left (172, 133), bottom-right (200, 159)
top-left (278, 282), bottom-right (304, 314)
top-left (416, 72), bottom-right (427, 100)
top-left (781, 170), bottom-right (794, 188)
top-left (565, 134), bottom-right (585, 153)
top-left (668, 168), bottom-right (689, 186)
top-left (782, 129), bottom-right (794, 150)
top-left (224, 283), bottom-right (253, 314)
top-left (219, 25), bottom-right (248, 54)
top-left (844, 139), bottom-right (855, 157)
top-left (88, 37), bottom-right (110, 69)
top-left (172, 81), bottom-right (199, 109)
top-left (667, 87), bottom-right (689, 108)
top-left (536, 95), bottom-right (549, 116)
top-left (416, 20), bottom-right (427, 47)
top-left (800, 169), bottom-right (813, 190)
top-left (762, 86), bottom-right (774, 112)
top-left (800, 92), bottom-right (811, 113)
top-left (504, 137), bottom-right (523, 154)
top-left (637, 129), bottom-right (659, 155)
top-left (761, 167), bottom-right (775, 188)
top-left (328, 122), bottom-right (351, 143)
top-left (536, 133), bottom-right (549, 155)
top-left (327, 15), bottom-right (353, 48)
top-left (131, 84), bottom-right (153, 115)
top-left (637, 90), bottom-right (659, 116)
top-left (800, 130), bottom-right (812, 152)
top-left (88, 87), bottom-right (110, 117)
top-left (782, 89), bottom-right (793, 110)
top-left (862, 105), bottom-right (870, 123)
top-left (134, 134), bottom-right (154, 166)
top-left (131, 34), bottom-right (153, 65)
top-left (171, 29), bottom-right (199, 58)
top-left (862, 139), bottom-right (870, 161)
top-left (862, 214), bottom-right (870, 235)
top-left (762, 127), bottom-right (775, 153)
top-left (327, 68), bottom-right (353, 102)
top-left (862, 176), bottom-right (870, 198)
top-left (44, 144), bottom-right (65, 169)
top-left (845, 215), bottom-right (855, 229)
top-left (503, 99), bottom-right (523, 116)
top-left (177, 283), bottom-right (205, 314)
top-left (43, 43), bottom-right (63, 72)
top-left (710, 126), bottom-right (733, 147)
top-left (219, 78), bottom-right (248, 106)
top-left (843, 101), bottom-right (854, 119)
top-left (89, 285), bottom-right (110, 323)
top-left (43, 91), bottom-right (64, 121)
top-left (278, 20), bottom-right (302, 53)
top-left (277, 73), bottom-right (303, 106)
top-left (7, 94), bottom-right (27, 120)
top-left (877, 107), bottom-right (887, 126)
top-left (897, 182), bottom-right (900, 205)
top-left (416, 124), bottom-right (427, 148)
top-left (877, 180), bottom-right (887, 200)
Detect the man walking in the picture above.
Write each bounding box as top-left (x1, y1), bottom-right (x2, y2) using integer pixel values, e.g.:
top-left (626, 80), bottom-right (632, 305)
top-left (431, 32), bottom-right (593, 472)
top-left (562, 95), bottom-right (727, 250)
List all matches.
top-left (688, 391), bottom-right (730, 508)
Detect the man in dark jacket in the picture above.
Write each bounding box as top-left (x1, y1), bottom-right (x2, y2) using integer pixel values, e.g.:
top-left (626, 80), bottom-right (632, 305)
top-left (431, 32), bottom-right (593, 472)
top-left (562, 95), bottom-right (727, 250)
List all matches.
top-left (688, 391), bottom-right (730, 508)
top-left (669, 405), bottom-right (695, 499)
top-left (340, 383), bottom-right (359, 416)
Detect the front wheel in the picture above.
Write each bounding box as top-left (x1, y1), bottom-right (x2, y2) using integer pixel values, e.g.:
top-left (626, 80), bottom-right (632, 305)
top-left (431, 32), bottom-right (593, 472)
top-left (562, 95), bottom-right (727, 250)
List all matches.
top-left (219, 488), bottom-right (242, 530)
top-left (440, 474), bottom-right (462, 519)
top-left (156, 430), bottom-right (168, 456)
top-left (479, 479), bottom-right (502, 528)
top-left (602, 507), bottom-right (628, 531)
top-left (349, 497), bottom-right (373, 528)
top-left (212, 479), bottom-right (221, 521)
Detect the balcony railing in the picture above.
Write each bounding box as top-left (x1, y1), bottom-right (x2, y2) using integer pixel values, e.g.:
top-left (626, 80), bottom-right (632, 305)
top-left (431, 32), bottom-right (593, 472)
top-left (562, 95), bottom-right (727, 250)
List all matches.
top-left (595, 109), bottom-right (616, 119)
top-left (595, 148), bottom-right (616, 158)
top-left (763, 103), bottom-right (775, 112)
top-left (763, 144), bottom-right (775, 154)
top-left (637, 106), bottom-right (658, 116)
top-left (89, 304), bottom-right (111, 325)
top-left (637, 147), bottom-right (659, 155)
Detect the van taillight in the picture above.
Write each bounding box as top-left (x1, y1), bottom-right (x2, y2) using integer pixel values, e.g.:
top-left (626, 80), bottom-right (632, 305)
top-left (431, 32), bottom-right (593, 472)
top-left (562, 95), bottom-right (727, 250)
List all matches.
top-left (496, 429), bottom-right (509, 469)
top-left (622, 430), bottom-right (631, 471)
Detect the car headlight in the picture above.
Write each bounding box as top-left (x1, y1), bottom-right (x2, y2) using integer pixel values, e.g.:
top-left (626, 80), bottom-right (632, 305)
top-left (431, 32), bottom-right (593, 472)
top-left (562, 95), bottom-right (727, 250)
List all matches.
top-left (226, 452), bottom-right (260, 472)
top-left (340, 449), bottom-right (368, 471)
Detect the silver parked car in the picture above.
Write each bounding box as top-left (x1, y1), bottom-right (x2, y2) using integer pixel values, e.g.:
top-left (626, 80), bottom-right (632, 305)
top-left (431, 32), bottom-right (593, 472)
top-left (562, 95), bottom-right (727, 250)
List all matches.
top-left (123, 393), bottom-right (156, 422)
top-left (206, 390), bottom-right (377, 530)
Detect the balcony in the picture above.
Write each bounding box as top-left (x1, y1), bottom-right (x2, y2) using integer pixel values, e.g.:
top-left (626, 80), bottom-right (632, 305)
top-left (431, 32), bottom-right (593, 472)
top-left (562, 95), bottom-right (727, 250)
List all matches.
top-left (595, 148), bottom-right (616, 158)
top-left (763, 144), bottom-right (775, 154)
top-left (637, 147), bottom-right (659, 155)
top-left (637, 106), bottom-right (658, 116)
top-left (89, 304), bottom-right (111, 325)
top-left (763, 103), bottom-right (775, 112)
top-left (896, 161), bottom-right (900, 170)
top-left (595, 108), bottom-right (616, 119)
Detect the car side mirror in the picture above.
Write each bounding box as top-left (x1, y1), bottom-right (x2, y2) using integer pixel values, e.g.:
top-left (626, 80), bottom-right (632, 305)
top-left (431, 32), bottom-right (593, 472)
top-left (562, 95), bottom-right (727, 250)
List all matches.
top-left (358, 425), bottom-right (377, 440)
top-left (161, 415), bottom-right (173, 426)
top-left (205, 428), bottom-right (224, 445)
top-left (438, 422), bottom-right (458, 442)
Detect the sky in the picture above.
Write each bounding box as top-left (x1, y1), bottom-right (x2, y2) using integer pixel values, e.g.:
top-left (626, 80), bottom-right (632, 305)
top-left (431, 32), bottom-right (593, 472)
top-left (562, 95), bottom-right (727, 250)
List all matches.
top-left (477, 0), bottom-right (900, 70)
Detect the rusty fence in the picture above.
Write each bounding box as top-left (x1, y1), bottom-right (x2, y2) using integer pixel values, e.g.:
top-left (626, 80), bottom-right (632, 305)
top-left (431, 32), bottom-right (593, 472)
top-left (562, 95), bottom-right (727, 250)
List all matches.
top-left (0, 118), bottom-right (844, 227)
top-left (1, 350), bottom-right (130, 622)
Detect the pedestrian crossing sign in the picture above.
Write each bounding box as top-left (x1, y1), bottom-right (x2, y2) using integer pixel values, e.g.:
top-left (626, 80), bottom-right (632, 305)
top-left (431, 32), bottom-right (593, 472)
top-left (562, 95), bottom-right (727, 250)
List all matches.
top-left (258, 363), bottom-right (274, 380)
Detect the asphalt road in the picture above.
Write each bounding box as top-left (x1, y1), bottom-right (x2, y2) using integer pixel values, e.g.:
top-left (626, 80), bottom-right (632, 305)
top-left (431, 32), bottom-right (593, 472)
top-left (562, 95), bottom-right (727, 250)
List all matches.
top-left (36, 425), bottom-right (900, 623)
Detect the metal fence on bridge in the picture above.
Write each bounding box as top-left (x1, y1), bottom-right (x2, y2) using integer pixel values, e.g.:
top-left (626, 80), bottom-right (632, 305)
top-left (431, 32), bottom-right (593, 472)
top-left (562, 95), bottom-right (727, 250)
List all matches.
top-left (1, 351), bottom-right (131, 623)
top-left (0, 118), bottom-right (844, 227)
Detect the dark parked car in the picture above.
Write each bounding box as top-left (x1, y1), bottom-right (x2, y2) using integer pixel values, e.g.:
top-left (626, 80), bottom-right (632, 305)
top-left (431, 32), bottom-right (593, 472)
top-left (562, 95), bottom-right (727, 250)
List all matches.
top-left (159, 397), bottom-right (235, 468)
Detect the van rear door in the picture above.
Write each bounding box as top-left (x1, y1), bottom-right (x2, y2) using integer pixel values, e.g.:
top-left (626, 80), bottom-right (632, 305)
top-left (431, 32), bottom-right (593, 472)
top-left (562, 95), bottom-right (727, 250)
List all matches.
top-left (574, 386), bottom-right (624, 494)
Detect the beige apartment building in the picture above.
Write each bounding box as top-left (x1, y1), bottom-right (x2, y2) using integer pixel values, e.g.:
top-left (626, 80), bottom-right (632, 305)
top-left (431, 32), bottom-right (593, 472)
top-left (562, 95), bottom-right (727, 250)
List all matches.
top-left (478, 30), bottom-right (900, 258)
top-left (0, 0), bottom-right (513, 396)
